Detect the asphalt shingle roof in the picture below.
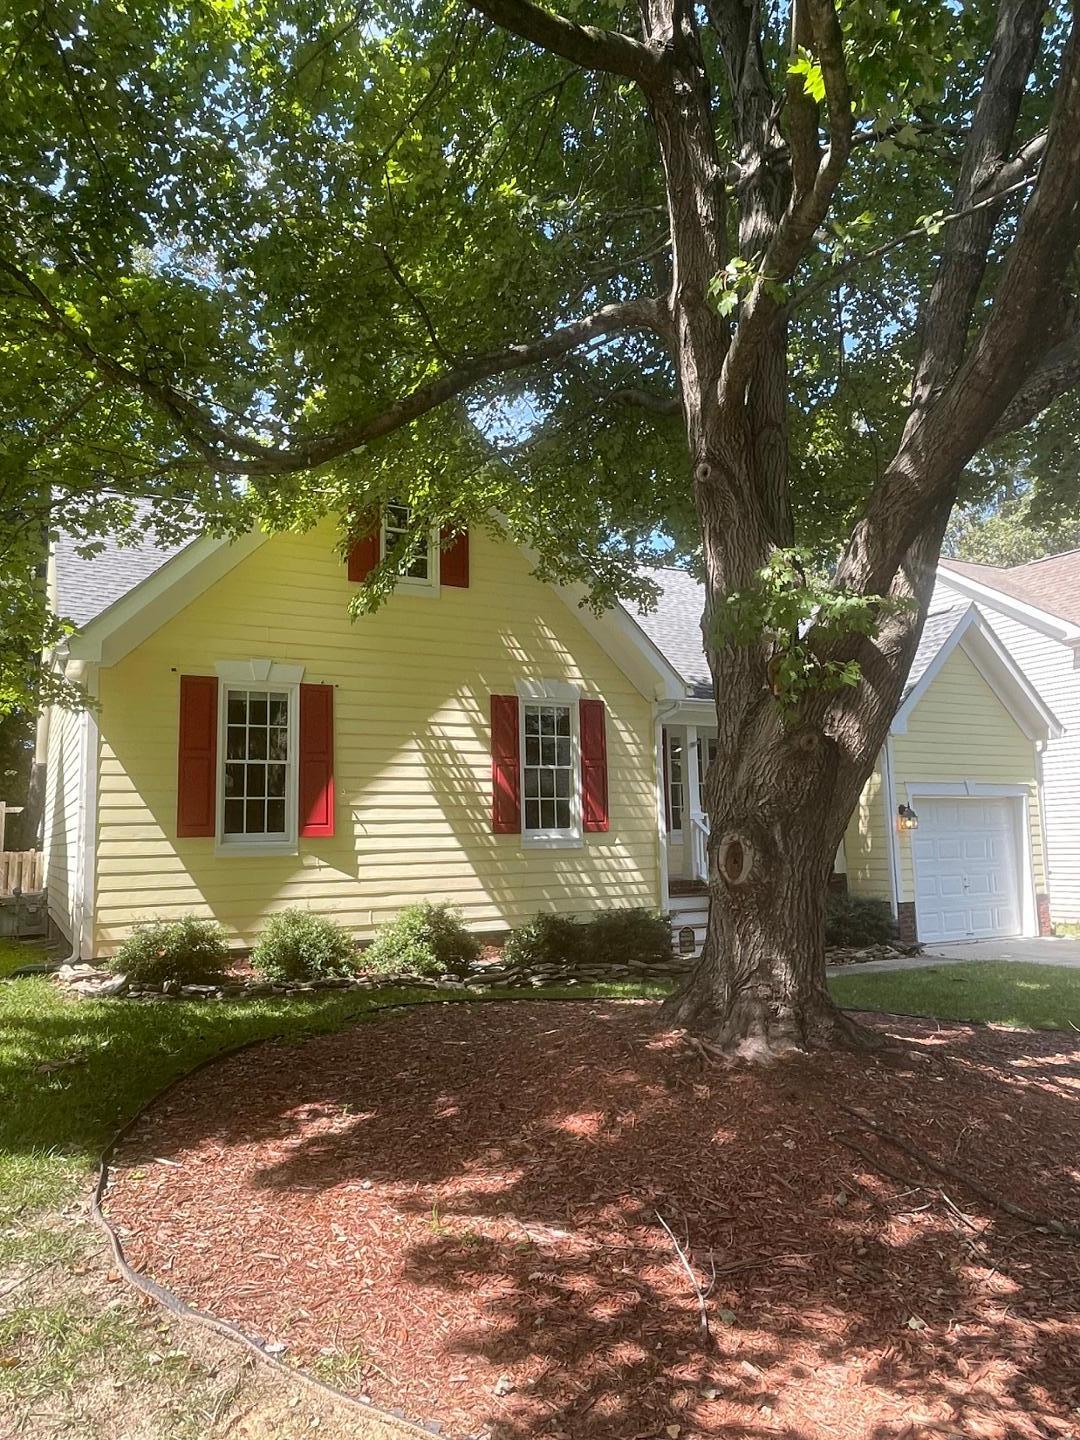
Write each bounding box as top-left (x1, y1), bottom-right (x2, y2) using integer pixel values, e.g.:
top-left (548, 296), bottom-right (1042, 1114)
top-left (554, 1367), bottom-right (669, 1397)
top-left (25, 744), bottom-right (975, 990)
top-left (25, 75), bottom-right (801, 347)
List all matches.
top-left (54, 528), bottom-right (186, 629)
top-left (942, 552), bottom-right (1080, 627)
top-left (624, 568), bottom-right (970, 700)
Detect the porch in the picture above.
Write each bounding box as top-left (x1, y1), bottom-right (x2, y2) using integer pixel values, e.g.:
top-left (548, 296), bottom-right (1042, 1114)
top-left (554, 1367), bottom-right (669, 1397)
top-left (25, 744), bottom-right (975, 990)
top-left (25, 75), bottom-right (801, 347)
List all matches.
top-left (661, 717), bottom-right (715, 956)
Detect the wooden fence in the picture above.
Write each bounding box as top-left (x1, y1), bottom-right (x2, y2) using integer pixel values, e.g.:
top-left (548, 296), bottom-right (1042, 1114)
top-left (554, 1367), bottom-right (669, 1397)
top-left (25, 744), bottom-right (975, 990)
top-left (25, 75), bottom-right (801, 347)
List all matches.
top-left (0, 851), bottom-right (44, 896)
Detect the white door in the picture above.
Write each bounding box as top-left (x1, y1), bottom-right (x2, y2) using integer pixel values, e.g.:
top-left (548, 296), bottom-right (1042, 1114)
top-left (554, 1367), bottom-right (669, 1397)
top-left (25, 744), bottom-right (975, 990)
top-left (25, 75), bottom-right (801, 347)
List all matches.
top-left (912, 798), bottom-right (1023, 942)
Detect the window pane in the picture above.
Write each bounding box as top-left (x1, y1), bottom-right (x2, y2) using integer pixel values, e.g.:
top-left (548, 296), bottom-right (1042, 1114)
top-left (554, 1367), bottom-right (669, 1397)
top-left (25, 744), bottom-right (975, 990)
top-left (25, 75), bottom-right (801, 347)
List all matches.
top-left (539, 769), bottom-right (554, 798)
top-left (556, 739), bottom-right (571, 767)
top-left (524, 769), bottom-right (539, 798)
top-left (224, 763), bottom-right (245, 797)
top-left (269, 697), bottom-right (288, 727)
top-left (386, 502), bottom-right (410, 530)
top-left (227, 694), bottom-right (246, 725)
top-left (247, 765), bottom-right (265, 797)
top-left (540, 708), bottom-right (555, 735)
top-left (555, 769), bottom-right (570, 798)
top-left (525, 737), bottom-right (539, 767)
top-left (555, 799), bottom-right (571, 830)
top-left (268, 727), bottom-right (288, 760)
top-left (246, 799), bottom-right (265, 833)
top-left (267, 764), bottom-right (286, 798)
top-left (524, 799), bottom-right (540, 830)
top-left (266, 799), bottom-right (286, 834)
top-left (541, 738), bottom-right (555, 767)
top-left (224, 799), bottom-right (244, 834)
top-left (524, 710), bottom-right (539, 736)
top-left (249, 695), bottom-right (268, 726)
top-left (227, 727), bottom-right (246, 760)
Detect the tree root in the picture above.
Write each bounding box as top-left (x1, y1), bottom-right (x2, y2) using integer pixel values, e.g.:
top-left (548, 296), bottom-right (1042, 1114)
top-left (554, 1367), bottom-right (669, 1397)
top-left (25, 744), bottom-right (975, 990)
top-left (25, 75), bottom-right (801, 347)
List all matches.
top-left (836, 1102), bottom-right (1080, 1241)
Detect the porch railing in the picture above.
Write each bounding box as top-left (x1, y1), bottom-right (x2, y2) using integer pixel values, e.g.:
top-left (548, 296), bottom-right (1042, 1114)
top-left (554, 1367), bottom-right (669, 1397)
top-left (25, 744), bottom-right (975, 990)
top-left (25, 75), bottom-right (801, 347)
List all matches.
top-left (688, 810), bottom-right (710, 884)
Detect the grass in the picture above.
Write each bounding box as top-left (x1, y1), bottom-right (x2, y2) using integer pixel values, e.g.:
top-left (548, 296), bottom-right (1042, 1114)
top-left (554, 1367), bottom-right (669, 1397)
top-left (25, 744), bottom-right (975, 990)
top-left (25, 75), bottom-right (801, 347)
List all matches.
top-left (830, 959), bottom-right (1080, 1030)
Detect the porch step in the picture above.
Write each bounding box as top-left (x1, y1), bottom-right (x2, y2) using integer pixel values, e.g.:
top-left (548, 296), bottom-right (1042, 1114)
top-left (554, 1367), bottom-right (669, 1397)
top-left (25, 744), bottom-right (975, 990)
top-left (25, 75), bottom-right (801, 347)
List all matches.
top-left (668, 891), bottom-right (709, 959)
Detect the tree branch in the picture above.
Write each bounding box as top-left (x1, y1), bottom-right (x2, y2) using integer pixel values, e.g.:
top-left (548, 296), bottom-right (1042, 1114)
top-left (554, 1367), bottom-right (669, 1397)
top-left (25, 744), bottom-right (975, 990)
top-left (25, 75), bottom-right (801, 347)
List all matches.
top-left (988, 323), bottom-right (1080, 439)
top-left (910, 0), bottom-right (1045, 412)
top-left (467, 0), bottom-right (667, 87)
top-left (1, 254), bottom-right (668, 476)
top-left (721, 0), bottom-right (852, 398)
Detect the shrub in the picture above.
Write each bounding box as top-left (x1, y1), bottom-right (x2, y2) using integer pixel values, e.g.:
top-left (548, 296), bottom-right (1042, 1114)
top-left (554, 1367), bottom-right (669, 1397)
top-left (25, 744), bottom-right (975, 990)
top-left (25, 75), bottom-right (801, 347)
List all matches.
top-left (363, 902), bottom-right (482, 978)
top-left (503, 907), bottom-right (672, 971)
top-left (825, 893), bottom-right (897, 948)
top-left (582, 907), bottom-right (672, 966)
top-left (502, 912), bottom-right (586, 971)
top-left (111, 917), bottom-right (230, 985)
top-left (251, 908), bottom-right (357, 982)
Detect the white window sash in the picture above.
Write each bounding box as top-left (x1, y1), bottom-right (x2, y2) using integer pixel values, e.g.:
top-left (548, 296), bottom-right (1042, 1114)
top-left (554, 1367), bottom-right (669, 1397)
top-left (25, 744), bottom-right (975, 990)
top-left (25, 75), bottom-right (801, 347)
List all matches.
top-left (518, 687), bottom-right (582, 848)
top-left (380, 507), bottom-right (440, 593)
top-left (215, 680), bottom-right (300, 856)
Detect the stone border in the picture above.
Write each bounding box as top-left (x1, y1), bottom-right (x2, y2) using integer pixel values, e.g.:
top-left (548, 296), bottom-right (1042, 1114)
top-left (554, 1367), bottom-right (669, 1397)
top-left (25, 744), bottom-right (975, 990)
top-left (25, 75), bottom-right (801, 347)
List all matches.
top-left (51, 941), bottom-right (917, 1001)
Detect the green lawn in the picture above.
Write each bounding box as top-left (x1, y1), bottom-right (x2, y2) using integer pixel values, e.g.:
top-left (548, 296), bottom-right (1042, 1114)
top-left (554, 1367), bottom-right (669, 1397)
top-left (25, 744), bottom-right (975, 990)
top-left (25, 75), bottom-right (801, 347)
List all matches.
top-left (830, 960), bottom-right (1080, 1030)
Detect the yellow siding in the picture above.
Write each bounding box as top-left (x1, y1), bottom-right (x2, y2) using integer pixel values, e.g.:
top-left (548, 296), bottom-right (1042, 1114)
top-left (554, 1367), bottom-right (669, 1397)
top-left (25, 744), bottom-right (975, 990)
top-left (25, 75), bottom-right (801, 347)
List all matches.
top-left (891, 645), bottom-right (1046, 902)
top-left (92, 522), bottom-right (660, 955)
top-left (844, 760), bottom-right (891, 901)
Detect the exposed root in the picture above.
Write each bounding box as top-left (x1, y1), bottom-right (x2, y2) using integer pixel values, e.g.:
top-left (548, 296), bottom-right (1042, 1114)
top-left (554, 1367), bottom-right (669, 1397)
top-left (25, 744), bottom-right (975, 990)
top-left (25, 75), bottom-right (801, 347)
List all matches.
top-left (837, 1103), bottom-right (1080, 1241)
top-left (661, 981), bottom-right (882, 1060)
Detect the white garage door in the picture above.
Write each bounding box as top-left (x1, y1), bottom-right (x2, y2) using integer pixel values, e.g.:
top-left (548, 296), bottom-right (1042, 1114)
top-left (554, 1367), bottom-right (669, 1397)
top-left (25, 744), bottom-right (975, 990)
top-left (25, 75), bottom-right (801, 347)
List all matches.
top-left (913, 798), bottom-right (1023, 942)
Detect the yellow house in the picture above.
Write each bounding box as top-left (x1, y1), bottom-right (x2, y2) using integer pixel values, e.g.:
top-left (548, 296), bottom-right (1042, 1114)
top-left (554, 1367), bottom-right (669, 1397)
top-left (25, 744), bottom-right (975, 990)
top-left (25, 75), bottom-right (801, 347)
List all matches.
top-left (42, 519), bottom-right (1061, 958)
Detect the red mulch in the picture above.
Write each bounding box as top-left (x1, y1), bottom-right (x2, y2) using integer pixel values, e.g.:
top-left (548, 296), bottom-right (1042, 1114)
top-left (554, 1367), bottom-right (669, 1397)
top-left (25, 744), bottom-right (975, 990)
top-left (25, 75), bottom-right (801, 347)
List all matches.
top-left (104, 1002), bottom-right (1080, 1440)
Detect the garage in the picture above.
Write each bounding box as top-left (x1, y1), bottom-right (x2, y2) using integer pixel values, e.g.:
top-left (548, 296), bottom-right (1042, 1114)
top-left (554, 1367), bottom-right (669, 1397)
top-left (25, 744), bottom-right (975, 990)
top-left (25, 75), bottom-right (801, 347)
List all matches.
top-left (913, 797), bottom-right (1023, 942)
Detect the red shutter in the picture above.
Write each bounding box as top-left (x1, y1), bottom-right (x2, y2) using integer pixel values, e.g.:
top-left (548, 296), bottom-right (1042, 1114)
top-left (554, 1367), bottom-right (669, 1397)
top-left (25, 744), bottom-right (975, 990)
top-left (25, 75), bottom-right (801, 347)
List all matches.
top-left (347, 512), bottom-right (380, 582)
top-left (440, 525), bottom-right (470, 587)
top-left (299, 683), bottom-right (335, 838)
top-left (490, 694), bottom-right (521, 833)
top-left (177, 675), bottom-right (218, 837)
top-left (580, 698), bottom-right (609, 832)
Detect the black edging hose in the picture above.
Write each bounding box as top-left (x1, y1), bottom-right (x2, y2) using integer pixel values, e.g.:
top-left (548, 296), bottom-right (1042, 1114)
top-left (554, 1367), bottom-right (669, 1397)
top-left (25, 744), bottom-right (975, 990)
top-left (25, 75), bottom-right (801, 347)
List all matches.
top-left (88, 991), bottom-right (657, 1440)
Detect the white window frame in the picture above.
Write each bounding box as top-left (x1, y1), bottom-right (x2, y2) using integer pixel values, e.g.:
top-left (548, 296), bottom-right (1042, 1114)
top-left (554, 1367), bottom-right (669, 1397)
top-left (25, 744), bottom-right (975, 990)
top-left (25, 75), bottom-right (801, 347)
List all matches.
top-left (214, 660), bottom-right (303, 856)
top-left (515, 678), bottom-right (582, 849)
top-left (666, 729), bottom-right (685, 836)
top-left (381, 502), bottom-right (440, 596)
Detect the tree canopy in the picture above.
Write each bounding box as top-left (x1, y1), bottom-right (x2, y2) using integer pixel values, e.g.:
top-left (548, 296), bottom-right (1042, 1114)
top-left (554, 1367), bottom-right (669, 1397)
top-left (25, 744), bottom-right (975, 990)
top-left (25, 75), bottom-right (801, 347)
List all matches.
top-left (3, 0), bottom-right (1077, 718)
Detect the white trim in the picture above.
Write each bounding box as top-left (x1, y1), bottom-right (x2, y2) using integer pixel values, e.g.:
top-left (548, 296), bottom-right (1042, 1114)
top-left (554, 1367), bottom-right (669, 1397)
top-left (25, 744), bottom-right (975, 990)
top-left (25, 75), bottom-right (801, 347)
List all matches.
top-left (518, 684), bottom-right (582, 849)
top-left (881, 737), bottom-right (901, 916)
top-left (68, 531), bottom-right (268, 666)
top-left (515, 677), bottom-right (581, 703)
top-left (904, 783), bottom-right (1037, 937)
top-left (380, 508), bottom-right (440, 597)
top-left (654, 709), bottom-right (671, 907)
top-left (939, 564), bottom-right (1080, 644)
top-left (215, 659), bottom-right (306, 685)
top-left (78, 668), bottom-right (100, 960)
top-left (215, 680), bottom-right (300, 857)
top-left (891, 605), bottom-right (1061, 740)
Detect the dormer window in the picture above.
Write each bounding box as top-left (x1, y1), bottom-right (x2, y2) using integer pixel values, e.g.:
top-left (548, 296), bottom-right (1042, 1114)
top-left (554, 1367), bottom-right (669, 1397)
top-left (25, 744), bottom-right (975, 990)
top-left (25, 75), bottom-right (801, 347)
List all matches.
top-left (382, 502), bottom-right (436, 588)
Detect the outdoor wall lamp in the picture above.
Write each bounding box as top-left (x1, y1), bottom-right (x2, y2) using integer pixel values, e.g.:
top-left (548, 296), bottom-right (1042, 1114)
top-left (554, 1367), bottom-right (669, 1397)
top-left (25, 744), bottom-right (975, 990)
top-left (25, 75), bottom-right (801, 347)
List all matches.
top-left (897, 804), bottom-right (919, 832)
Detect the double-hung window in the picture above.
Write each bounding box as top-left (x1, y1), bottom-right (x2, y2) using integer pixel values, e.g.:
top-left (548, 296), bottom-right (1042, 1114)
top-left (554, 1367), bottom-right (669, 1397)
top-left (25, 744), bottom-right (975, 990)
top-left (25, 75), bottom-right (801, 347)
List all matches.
top-left (382, 501), bottom-right (436, 589)
top-left (667, 731), bottom-right (684, 833)
top-left (519, 683), bottom-right (581, 846)
top-left (219, 681), bottom-right (299, 852)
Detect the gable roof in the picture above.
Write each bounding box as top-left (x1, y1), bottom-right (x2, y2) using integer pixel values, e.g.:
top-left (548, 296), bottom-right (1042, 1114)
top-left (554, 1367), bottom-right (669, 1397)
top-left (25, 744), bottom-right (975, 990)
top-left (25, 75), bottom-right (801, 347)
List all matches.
top-left (622, 573), bottom-right (1015, 708)
top-left (941, 552), bottom-right (1080, 633)
top-left (53, 529), bottom-right (186, 629)
top-left (893, 602), bottom-right (1061, 740)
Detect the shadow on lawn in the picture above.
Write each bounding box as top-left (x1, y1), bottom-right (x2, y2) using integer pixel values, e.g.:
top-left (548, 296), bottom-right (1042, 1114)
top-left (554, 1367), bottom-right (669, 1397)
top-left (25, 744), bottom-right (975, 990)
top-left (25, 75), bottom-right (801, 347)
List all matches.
top-left (106, 1001), bottom-right (1080, 1440)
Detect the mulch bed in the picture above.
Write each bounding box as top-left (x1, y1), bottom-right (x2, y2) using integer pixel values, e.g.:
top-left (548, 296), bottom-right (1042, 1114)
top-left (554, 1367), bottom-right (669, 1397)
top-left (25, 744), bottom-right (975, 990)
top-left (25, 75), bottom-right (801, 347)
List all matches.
top-left (104, 1002), bottom-right (1080, 1440)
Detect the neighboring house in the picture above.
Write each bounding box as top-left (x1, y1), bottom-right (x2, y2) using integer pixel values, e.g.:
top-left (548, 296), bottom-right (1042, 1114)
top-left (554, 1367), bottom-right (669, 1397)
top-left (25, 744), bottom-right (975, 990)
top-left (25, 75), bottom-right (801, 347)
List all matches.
top-left (934, 553), bottom-right (1080, 923)
top-left (40, 520), bottom-right (1060, 960)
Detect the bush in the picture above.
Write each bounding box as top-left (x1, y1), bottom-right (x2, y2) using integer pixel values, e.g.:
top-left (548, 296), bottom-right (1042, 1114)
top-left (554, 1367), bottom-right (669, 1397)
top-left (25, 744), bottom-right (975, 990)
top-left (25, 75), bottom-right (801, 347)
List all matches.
top-left (111, 917), bottom-right (230, 985)
top-left (363, 902), bottom-right (482, 978)
top-left (582, 908), bottom-right (672, 966)
top-left (503, 907), bottom-right (672, 971)
top-left (502, 912), bottom-right (586, 971)
top-left (251, 908), bottom-right (357, 982)
top-left (825, 892), bottom-right (897, 948)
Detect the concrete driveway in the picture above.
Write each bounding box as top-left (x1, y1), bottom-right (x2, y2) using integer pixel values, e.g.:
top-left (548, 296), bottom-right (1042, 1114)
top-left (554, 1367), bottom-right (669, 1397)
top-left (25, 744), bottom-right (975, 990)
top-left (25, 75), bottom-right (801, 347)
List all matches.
top-left (827, 935), bottom-right (1080, 977)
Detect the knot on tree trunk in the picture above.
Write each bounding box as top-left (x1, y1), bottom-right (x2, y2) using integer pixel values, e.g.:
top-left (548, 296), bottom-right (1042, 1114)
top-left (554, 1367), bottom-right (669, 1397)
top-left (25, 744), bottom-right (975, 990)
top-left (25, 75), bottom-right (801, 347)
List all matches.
top-left (717, 831), bottom-right (754, 885)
